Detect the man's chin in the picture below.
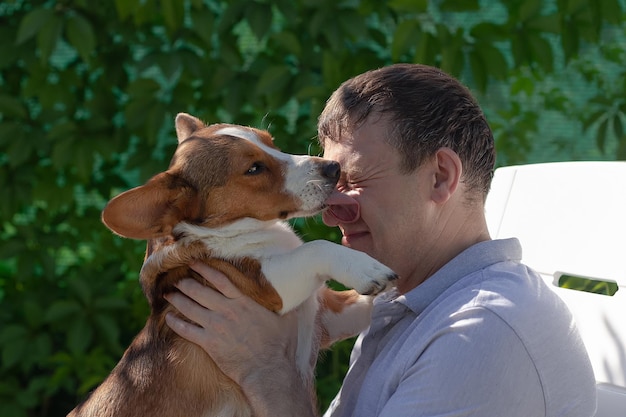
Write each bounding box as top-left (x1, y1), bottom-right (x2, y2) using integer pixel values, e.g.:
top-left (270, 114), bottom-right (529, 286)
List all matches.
top-left (342, 232), bottom-right (371, 252)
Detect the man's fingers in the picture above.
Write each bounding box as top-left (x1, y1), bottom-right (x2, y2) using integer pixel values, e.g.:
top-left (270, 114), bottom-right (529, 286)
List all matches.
top-left (190, 262), bottom-right (243, 299)
top-left (175, 277), bottom-right (225, 310)
top-left (164, 311), bottom-right (206, 346)
top-left (165, 289), bottom-right (216, 328)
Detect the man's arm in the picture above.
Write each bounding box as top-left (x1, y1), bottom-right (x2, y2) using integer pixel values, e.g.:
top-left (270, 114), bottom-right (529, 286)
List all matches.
top-left (164, 263), bottom-right (318, 417)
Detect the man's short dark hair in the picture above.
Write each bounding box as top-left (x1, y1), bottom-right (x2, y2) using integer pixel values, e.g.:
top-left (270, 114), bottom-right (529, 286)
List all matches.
top-left (318, 63), bottom-right (496, 201)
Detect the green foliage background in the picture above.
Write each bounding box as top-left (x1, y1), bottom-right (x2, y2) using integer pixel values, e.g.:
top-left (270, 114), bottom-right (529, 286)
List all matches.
top-left (0, 0), bottom-right (625, 415)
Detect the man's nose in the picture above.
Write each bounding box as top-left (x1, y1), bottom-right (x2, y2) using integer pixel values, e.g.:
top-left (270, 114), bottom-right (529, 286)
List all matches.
top-left (322, 190), bottom-right (360, 226)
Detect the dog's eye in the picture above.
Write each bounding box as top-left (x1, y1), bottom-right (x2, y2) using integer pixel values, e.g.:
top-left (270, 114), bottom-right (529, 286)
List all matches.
top-left (246, 162), bottom-right (266, 175)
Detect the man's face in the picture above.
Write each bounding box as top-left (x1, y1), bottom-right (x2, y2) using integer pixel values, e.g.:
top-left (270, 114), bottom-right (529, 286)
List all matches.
top-left (322, 117), bottom-right (436, 284)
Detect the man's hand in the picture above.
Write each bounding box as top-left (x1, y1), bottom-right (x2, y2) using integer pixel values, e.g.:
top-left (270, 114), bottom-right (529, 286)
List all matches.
top-left (164, 263), bottom-right (318, 417)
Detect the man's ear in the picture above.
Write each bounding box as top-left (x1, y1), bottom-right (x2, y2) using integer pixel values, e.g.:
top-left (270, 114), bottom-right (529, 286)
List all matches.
top-left (175, 113), bottom-right (205, 143)
top-left (101, 172), bottom-right (198, 240)
top-left (431, 147), bottom-right (462, 204)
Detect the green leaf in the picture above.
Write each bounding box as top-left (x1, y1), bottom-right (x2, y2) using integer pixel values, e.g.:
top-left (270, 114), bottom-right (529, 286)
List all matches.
top-left (527, 14), bottom-right (561, 33)
top-left (162, 0), bottom-right (185, 32)
top-left (51, 136), bottom-right (76, 169)
top-left (255, 65), bottom-right (291, 96)
top-left (68, 317), bottom-right (92, 354)
top-left (48, 120), bottom-right (77, 141)
top-left (0, 325), bottom-right (28, 344)
top-left (94, 297), bottom-right (127, 311)
top-left (270, 31), bottom-right (302, 56)
top-left (470, 22), bottom-right (508, 41)
top-left (245, 2), bottom-right (273, 40)
top-left (528, 33), bottom-right (553, 72)
top-left (15, 8), bottom-right (54, 44)
top-left (561, 19), bottom-right (580, 61)
top-left (599, 0), bottom-right (623, 25)
top-left (0, 95), bottom-right (27, 119)
top-left (217, 0), bottom-right (246, 34)
top-left (190, 8), bottom-right (215, 45)
top-left (36, 14), bottom-right (63, 64)
top-left (511, 76), bottom-right (535, 96)
top-left (563, 0), bottom-right (588, 15)
top-left (68, 278), bottom-right (92, 306)
top-left (596, 118), bottom-right (609, 152)
top-left (469, 50), bottom-right (487, 92)
top-left (7, 134), bottom-right (32, 167)
top-left (440, 0), bottom-right (479, 12)
top-left (321, 51), bottom-right (343, 89)
top-left (94, 314), bottom-right (121, 347)
top-left (75, 140), bottom-right (96, 181)
top-left (22, 300), bottom-right (44, 328)
top-left (46, 300), bottom-right (81, 322)
top-left (338, 10), bottom-right (368, 41)
top-left (518, 0), bottom-right (542, 21)
top-left (413, 31), bottom-right (439, 64)
top-left (0, 403), bottom-right (26, 417)
top-left (439, 27), bottom-right (465, 75)
top-left (582, 109), bottom-right (607, 132)
top-left (32, 334), bottom-right (52, 365)
top-left (613, 113), bottom-right (624, 139)
top-left (388, 0), bottom-right (428, 13)
top-left (617, 137), bottom-right (626, 160)
top-left (391, 20), bottom-right (420, 61)
top-left (127, 78), bottom-right (160, 96)
top-left (66, 14), bottom-right (96, 63)
top-left (115, 0), bottom-right (139, 20)
top-left (2, 338), bottom-right (26, 370)
top-left (478, 44), bottom-right (508, 80)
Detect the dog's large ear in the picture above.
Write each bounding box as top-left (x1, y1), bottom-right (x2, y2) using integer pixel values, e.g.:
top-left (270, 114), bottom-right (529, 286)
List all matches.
top-left (175, 113), bottom-right (205, 143)
top-left (101, 172), bottom-right (199, 240)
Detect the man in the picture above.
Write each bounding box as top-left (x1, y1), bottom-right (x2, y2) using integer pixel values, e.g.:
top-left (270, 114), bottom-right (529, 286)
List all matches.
top-left (165, 64), bottom-right (596, 416)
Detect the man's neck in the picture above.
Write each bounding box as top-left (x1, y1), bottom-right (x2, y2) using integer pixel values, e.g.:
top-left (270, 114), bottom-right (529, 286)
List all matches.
top-left (396, 209), bottom-right (491, 294)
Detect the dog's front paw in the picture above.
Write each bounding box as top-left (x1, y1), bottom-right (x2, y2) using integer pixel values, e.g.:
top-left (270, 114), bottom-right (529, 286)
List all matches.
top-left (335, 251), bottom-right (398, 296)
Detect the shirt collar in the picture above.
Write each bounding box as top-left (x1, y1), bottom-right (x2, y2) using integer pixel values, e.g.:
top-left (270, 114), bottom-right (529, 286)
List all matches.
top-left (390, 238), bottom-right (522, 315)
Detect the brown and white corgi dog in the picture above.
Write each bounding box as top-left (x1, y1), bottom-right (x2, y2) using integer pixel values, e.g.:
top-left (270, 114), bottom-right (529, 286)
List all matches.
top-left (68, 113), bottom-right (396, 417)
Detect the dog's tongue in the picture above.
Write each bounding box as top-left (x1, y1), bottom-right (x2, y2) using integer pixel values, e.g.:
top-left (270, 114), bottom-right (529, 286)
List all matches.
top-left (324, 190), bottom-right (356, 206)
top-left (323, 190), bottom-right (360, 224)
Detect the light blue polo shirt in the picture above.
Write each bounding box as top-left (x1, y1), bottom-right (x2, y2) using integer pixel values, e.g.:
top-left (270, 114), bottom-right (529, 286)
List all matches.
top-left (324, 238), bottom-right (596, 417)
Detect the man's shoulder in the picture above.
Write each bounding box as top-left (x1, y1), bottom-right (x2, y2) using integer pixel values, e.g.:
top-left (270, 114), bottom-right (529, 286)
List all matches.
top-left (417, 260), bottom-right (572, 340)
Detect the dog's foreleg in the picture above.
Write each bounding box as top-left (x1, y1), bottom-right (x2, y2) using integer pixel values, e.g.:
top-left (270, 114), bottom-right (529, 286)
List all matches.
top-left (317, 288), bottom-right (374, 348)
top-left (261, 240), bottom-right (396, 313)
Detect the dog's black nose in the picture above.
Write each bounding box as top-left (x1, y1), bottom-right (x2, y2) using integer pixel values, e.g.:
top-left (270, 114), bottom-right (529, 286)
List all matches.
top-left (323, 161), bottom-right (341, 180)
